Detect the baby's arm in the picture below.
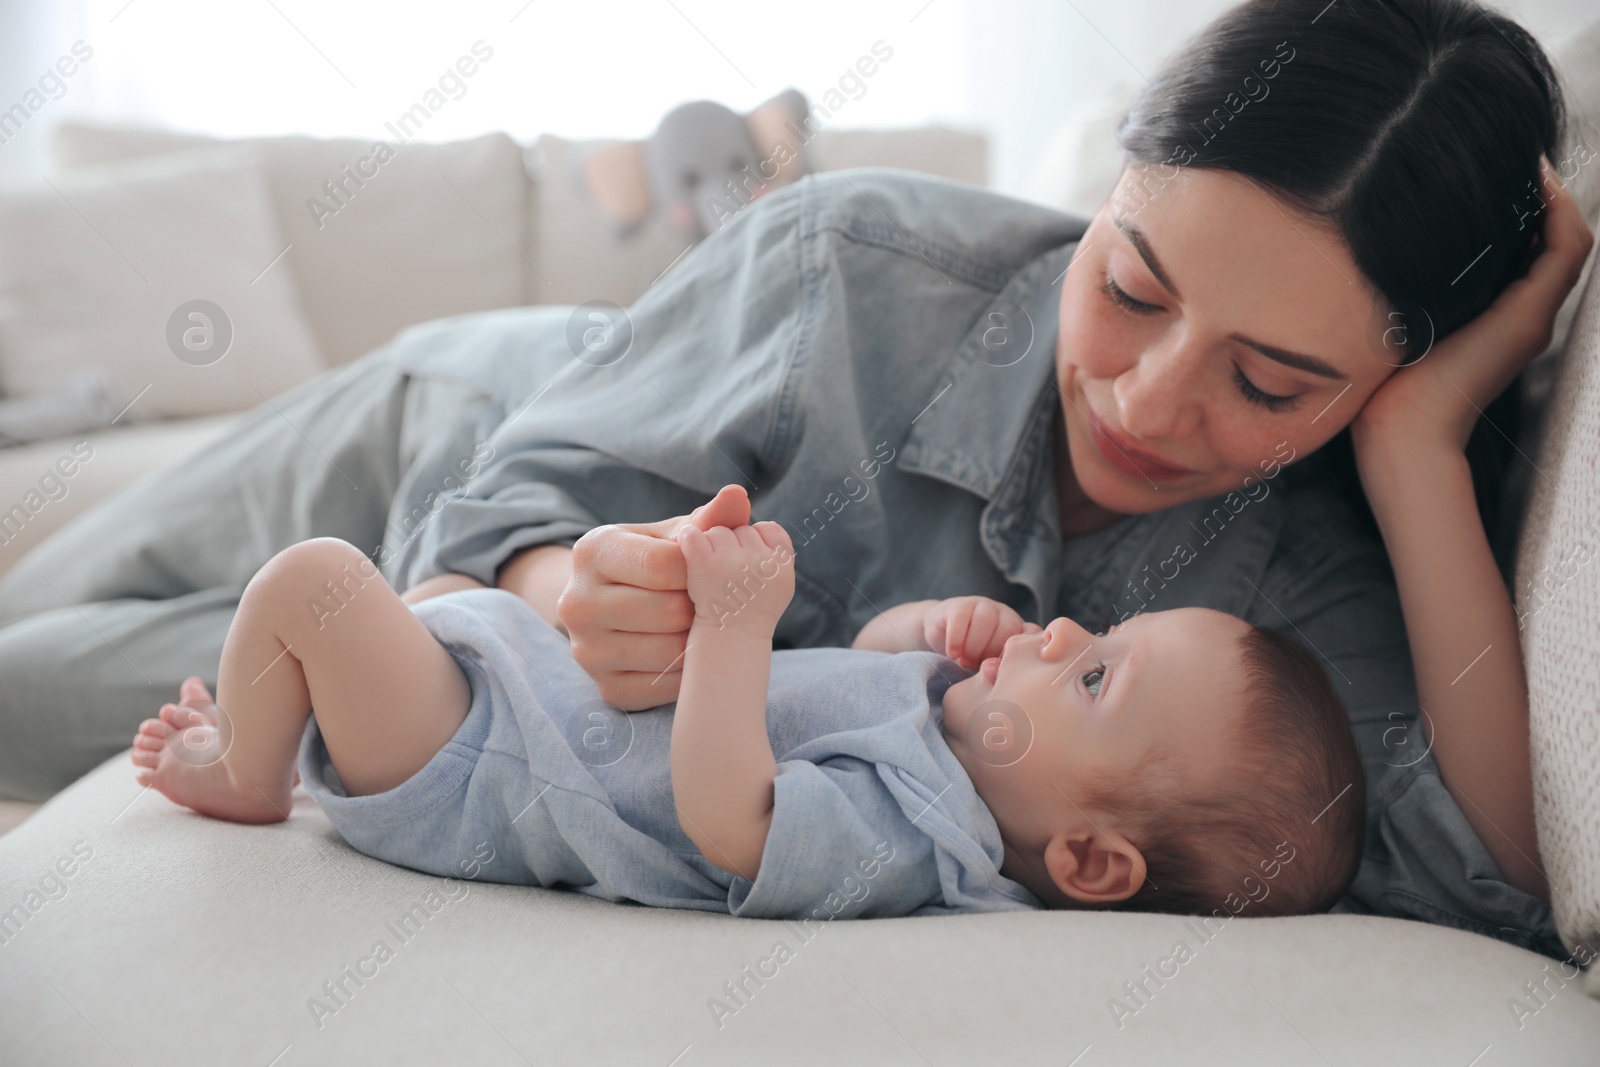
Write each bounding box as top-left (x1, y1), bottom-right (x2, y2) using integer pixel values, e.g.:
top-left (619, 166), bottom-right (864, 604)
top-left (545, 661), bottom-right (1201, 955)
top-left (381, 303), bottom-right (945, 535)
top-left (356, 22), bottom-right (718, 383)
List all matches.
top-left (852, 596), bottom-right (1039, 670)
top-left (670, 521), bottom-right (796, 880)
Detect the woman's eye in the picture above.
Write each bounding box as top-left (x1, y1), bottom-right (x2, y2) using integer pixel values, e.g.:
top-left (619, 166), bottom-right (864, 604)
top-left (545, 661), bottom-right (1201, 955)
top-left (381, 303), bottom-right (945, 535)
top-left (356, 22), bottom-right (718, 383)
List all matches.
top-left (1232, 365), bottom-right (1300, 414)
top-left (1082, 666), bottom-right (1105, 697)
top-left (1100, 270), bottom-right (1162, 315)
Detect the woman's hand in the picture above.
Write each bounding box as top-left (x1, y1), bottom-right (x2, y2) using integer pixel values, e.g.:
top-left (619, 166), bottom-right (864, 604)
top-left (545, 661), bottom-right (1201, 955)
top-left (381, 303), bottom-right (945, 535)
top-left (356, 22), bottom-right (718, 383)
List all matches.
top-left (556, 485), bottom-right (752, 710)
top-left (924, 596), bottom-right (1041, 671)
top-left (1353, 156), bottom-right (1594, 457)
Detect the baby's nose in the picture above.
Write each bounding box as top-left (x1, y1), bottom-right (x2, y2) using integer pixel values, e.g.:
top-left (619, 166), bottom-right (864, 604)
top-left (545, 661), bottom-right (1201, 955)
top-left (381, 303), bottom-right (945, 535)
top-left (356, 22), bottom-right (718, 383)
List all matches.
top-left (1038, 617), bottom-right (1092, 658)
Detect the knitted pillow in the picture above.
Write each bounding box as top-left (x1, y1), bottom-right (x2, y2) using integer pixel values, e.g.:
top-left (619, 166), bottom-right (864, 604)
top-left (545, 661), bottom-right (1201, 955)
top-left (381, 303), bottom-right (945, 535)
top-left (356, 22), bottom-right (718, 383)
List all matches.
top-left (1516, 243), bottom-right (1600, 977)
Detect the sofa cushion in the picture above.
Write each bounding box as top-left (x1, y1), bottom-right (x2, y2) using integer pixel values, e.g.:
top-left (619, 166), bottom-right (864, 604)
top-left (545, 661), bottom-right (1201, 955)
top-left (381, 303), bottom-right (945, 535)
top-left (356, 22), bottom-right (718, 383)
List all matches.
top-left (1, 753), bottom-right (1596, 1064)
top-left (1520, 15), bottom-right (1600, 433)
top-left (526, 133), bottom-right (695, 308)
top-left (528, 125), bottom-right (988, 310)
top-left (1518, 237), bottom-right (1600, 959)
top-left (53, 124), bottom-right (528, 367)
top-left (807, 124), bottom-right (988, 187)
top-left (0, 150), bottom-right (326, 417)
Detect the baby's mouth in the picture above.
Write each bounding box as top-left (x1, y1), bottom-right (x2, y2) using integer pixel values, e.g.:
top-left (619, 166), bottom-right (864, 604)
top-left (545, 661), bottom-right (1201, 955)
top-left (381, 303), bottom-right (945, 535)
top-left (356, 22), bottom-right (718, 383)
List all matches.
top-left (980, 655), bottom-right (1000, 685)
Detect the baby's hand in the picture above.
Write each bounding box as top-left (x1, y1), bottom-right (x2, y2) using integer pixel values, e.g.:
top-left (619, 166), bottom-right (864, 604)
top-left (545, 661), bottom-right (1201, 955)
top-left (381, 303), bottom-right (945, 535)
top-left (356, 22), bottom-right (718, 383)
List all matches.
top-left (924, 596), bottom-right (1040, 670)
top-left (676, 521), bottom-right (795, 636)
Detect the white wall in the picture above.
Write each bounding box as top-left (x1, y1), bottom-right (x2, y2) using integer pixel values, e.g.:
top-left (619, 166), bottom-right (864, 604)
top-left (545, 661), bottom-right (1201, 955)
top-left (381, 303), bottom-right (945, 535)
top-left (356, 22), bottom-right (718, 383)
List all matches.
top-left (963, 0), bottom-right (1600, 207)
top-left (2, 1), bottom-right (970, 164)
top-left (0, 0), bottom-right (1593, 198)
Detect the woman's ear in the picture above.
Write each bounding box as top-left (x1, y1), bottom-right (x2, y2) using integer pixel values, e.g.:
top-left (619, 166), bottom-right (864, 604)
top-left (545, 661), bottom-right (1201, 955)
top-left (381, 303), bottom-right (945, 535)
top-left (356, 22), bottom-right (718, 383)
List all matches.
top-left (1043, 828), bottom-right (1147, 904)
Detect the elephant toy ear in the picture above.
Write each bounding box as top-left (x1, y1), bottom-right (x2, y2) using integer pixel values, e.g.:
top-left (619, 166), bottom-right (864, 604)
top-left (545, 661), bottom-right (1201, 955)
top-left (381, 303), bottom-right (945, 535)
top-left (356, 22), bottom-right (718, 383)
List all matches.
top-left (744, 88), bottom-right (811, 188)
top-left (579, 140), bottom-right (653, 235)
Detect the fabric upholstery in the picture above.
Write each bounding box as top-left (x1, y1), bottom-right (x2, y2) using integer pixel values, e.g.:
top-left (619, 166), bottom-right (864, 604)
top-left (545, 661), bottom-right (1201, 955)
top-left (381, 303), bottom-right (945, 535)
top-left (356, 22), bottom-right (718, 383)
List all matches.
top-left (51, 123), bottom-right (528, 368)
top-left (0, 150), bottom-right (325, 416)
top-left (1, 754), bottom-right (1596, 1065)
top-left (1517, 241), bottom-right (1600, 959)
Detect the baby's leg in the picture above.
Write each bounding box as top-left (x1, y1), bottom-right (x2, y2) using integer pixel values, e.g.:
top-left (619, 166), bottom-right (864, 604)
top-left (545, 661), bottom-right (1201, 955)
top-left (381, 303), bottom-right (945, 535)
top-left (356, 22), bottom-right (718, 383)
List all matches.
top-left (130, 538), bottom-right (471, 822)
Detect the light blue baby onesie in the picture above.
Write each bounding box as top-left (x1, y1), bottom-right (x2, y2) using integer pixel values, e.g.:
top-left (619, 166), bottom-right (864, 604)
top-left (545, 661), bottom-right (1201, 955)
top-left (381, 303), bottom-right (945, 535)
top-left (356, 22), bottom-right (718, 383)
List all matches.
top-left (297, 587), bottom-right (1043, 920)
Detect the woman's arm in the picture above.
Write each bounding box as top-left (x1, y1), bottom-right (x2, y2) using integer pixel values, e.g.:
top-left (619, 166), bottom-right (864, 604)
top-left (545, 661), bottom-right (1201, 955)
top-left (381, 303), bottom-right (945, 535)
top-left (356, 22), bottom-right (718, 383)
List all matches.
top-left (670, 517), bottom-right (796, 880)
top-left (495, 544), bottom-right (572, 629)
top-left (1351, 159), bottom-right (1594, 901)
top-left (1353, 432), bottom-right (1545, 897)
top-left (400, 572), bottom-right (488, 605)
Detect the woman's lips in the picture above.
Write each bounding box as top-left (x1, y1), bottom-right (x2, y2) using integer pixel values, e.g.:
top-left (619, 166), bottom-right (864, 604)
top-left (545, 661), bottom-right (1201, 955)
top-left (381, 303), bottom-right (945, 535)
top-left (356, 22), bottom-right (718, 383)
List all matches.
top-left (1082, 406), bottom-right (1193, 481)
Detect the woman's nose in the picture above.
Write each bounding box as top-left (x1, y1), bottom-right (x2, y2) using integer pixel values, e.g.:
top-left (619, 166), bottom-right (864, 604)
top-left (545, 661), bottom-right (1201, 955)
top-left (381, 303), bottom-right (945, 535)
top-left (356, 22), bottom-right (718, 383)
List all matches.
top-left (1113, 338), bottom-right (1203, 440)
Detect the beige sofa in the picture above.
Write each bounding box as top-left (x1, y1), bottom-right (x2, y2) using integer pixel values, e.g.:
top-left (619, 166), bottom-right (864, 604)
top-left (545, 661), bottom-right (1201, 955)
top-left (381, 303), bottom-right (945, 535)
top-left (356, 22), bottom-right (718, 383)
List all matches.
top-left (5, 100), bottom-right (1600, 1065)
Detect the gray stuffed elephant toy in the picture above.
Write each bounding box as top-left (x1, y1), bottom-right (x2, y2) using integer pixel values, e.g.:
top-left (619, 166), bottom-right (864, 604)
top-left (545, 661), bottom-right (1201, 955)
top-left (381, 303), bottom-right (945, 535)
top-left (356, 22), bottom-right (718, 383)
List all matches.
top-left (579, 89), bottom-right (811, 241)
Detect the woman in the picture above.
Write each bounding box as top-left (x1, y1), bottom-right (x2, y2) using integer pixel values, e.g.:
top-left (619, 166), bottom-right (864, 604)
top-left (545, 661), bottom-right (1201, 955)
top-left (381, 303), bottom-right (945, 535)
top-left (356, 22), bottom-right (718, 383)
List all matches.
top-left (407, 0), bottom-right (1587, 953)
top-left (0, 0), bottom-right (1587, 953)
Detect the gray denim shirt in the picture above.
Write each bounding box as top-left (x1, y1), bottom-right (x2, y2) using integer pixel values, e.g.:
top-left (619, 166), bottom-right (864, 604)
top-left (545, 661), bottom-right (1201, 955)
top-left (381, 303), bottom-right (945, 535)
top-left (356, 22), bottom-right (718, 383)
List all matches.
top-left (387, 168), bottom-right (1559, 956)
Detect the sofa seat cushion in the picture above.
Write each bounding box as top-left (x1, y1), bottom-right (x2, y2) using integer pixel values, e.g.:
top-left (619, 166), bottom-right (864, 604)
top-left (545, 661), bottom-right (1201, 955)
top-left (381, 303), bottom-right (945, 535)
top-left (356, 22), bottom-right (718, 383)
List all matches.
top-left (1, 754), bottom-right (1595, 1064)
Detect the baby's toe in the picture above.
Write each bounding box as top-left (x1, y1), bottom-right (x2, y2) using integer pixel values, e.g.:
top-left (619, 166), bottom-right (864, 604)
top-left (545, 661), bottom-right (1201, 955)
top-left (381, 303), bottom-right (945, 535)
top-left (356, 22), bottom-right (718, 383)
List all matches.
top-left (179, 676), bottom-right (214, 708)
top-left (160, 702), bottom-right (207, 730)
top-left (131, 724), bottom-right (164, 769)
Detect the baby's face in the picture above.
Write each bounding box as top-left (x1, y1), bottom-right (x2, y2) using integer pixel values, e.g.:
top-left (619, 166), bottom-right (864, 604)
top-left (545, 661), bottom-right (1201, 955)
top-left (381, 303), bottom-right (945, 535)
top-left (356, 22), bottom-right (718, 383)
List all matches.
top-left (941, 607), bottom-right (1253, 840)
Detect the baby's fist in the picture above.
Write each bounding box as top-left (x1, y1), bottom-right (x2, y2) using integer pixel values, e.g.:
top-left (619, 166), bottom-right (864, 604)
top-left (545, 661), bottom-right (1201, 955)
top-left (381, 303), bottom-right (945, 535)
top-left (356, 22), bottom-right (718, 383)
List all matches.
top-left (676, 521), bottom-right (795, 636)
top-left (924, 596), bottom-right (1039, 670)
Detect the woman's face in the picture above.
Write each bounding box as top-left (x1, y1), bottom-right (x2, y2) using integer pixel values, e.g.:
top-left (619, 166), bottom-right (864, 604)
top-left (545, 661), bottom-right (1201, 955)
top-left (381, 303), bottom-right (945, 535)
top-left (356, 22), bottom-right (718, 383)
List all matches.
top-left (1056, 163), bottom-right (1401, 513)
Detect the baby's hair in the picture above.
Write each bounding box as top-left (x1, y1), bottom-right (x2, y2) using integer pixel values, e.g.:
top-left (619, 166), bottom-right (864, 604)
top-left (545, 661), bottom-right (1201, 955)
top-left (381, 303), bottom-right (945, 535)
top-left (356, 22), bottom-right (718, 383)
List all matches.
top-left (1088, 624), bottom-right (1365, 917)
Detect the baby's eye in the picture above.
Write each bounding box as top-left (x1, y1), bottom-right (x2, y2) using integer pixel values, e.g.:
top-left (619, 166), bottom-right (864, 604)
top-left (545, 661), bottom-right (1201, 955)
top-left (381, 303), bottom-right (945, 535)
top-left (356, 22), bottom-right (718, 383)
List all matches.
top-left (1082, 666), bottom-right (1105, 698)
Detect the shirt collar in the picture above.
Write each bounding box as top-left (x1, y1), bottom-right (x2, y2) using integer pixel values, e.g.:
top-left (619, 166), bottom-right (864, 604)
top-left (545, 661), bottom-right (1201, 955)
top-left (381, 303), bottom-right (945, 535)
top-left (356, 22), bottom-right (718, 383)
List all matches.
top-left (896, 241), bottom-right (1078, 497)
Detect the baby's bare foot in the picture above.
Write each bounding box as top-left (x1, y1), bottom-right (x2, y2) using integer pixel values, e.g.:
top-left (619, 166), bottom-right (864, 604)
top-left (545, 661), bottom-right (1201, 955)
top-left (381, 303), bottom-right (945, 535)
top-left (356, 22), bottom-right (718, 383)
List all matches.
top-left (158, 676), bottom-right (302, 791)
top-left (156, 675), bottom-right (219, 732)
top-left (130, 682), bottom-right (289, 824)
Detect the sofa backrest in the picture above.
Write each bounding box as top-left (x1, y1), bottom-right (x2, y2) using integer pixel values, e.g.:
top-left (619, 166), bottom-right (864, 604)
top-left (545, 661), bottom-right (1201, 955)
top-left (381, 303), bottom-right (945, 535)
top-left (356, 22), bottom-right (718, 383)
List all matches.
top-left (51, 122), bottom-right (989, 368)
top-left (525, 126), bottom-right (988, 309)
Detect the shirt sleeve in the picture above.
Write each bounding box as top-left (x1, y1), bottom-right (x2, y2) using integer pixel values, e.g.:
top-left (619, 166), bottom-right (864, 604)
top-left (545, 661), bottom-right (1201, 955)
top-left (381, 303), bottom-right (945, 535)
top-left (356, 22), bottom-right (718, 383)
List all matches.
top-left (727, 757), bottom-right (941, 921)
top-left (396, 177), bottom-right (809, 589)
top-left (1258, 481), bottom-right (1562, 956)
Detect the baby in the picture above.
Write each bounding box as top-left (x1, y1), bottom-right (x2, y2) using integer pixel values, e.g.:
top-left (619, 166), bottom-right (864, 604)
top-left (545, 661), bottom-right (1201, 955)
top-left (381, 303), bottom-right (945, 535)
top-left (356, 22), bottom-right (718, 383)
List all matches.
top-left (131, 487), bottom-right (1364, 919)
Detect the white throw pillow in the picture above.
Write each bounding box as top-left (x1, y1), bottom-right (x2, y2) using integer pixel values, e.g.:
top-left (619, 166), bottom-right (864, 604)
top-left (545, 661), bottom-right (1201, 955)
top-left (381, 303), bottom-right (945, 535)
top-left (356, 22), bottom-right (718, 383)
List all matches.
top-left (52, 125), bottom-right (529, 367)
top-left (0, 149), bottom-right (325, 417)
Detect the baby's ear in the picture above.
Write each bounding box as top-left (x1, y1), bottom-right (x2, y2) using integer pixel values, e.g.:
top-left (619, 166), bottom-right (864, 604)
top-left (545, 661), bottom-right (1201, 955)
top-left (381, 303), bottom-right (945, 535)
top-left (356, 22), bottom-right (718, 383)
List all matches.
top-left (1044, 828), bottom-right (1147, 905)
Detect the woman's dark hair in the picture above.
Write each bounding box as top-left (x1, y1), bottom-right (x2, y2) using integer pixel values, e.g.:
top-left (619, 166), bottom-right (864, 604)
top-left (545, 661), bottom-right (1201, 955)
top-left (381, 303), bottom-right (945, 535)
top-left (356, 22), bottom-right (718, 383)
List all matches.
top-left (1115, 0), bottom-right (1568, 557)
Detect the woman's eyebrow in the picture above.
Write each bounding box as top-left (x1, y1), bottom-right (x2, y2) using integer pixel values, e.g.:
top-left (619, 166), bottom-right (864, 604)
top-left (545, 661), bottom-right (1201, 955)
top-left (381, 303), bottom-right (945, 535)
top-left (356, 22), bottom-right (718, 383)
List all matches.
top-left (1113, 217), bottom-right (1179, 298)
top-left (1230, 336), bottom-right (1347, 380)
